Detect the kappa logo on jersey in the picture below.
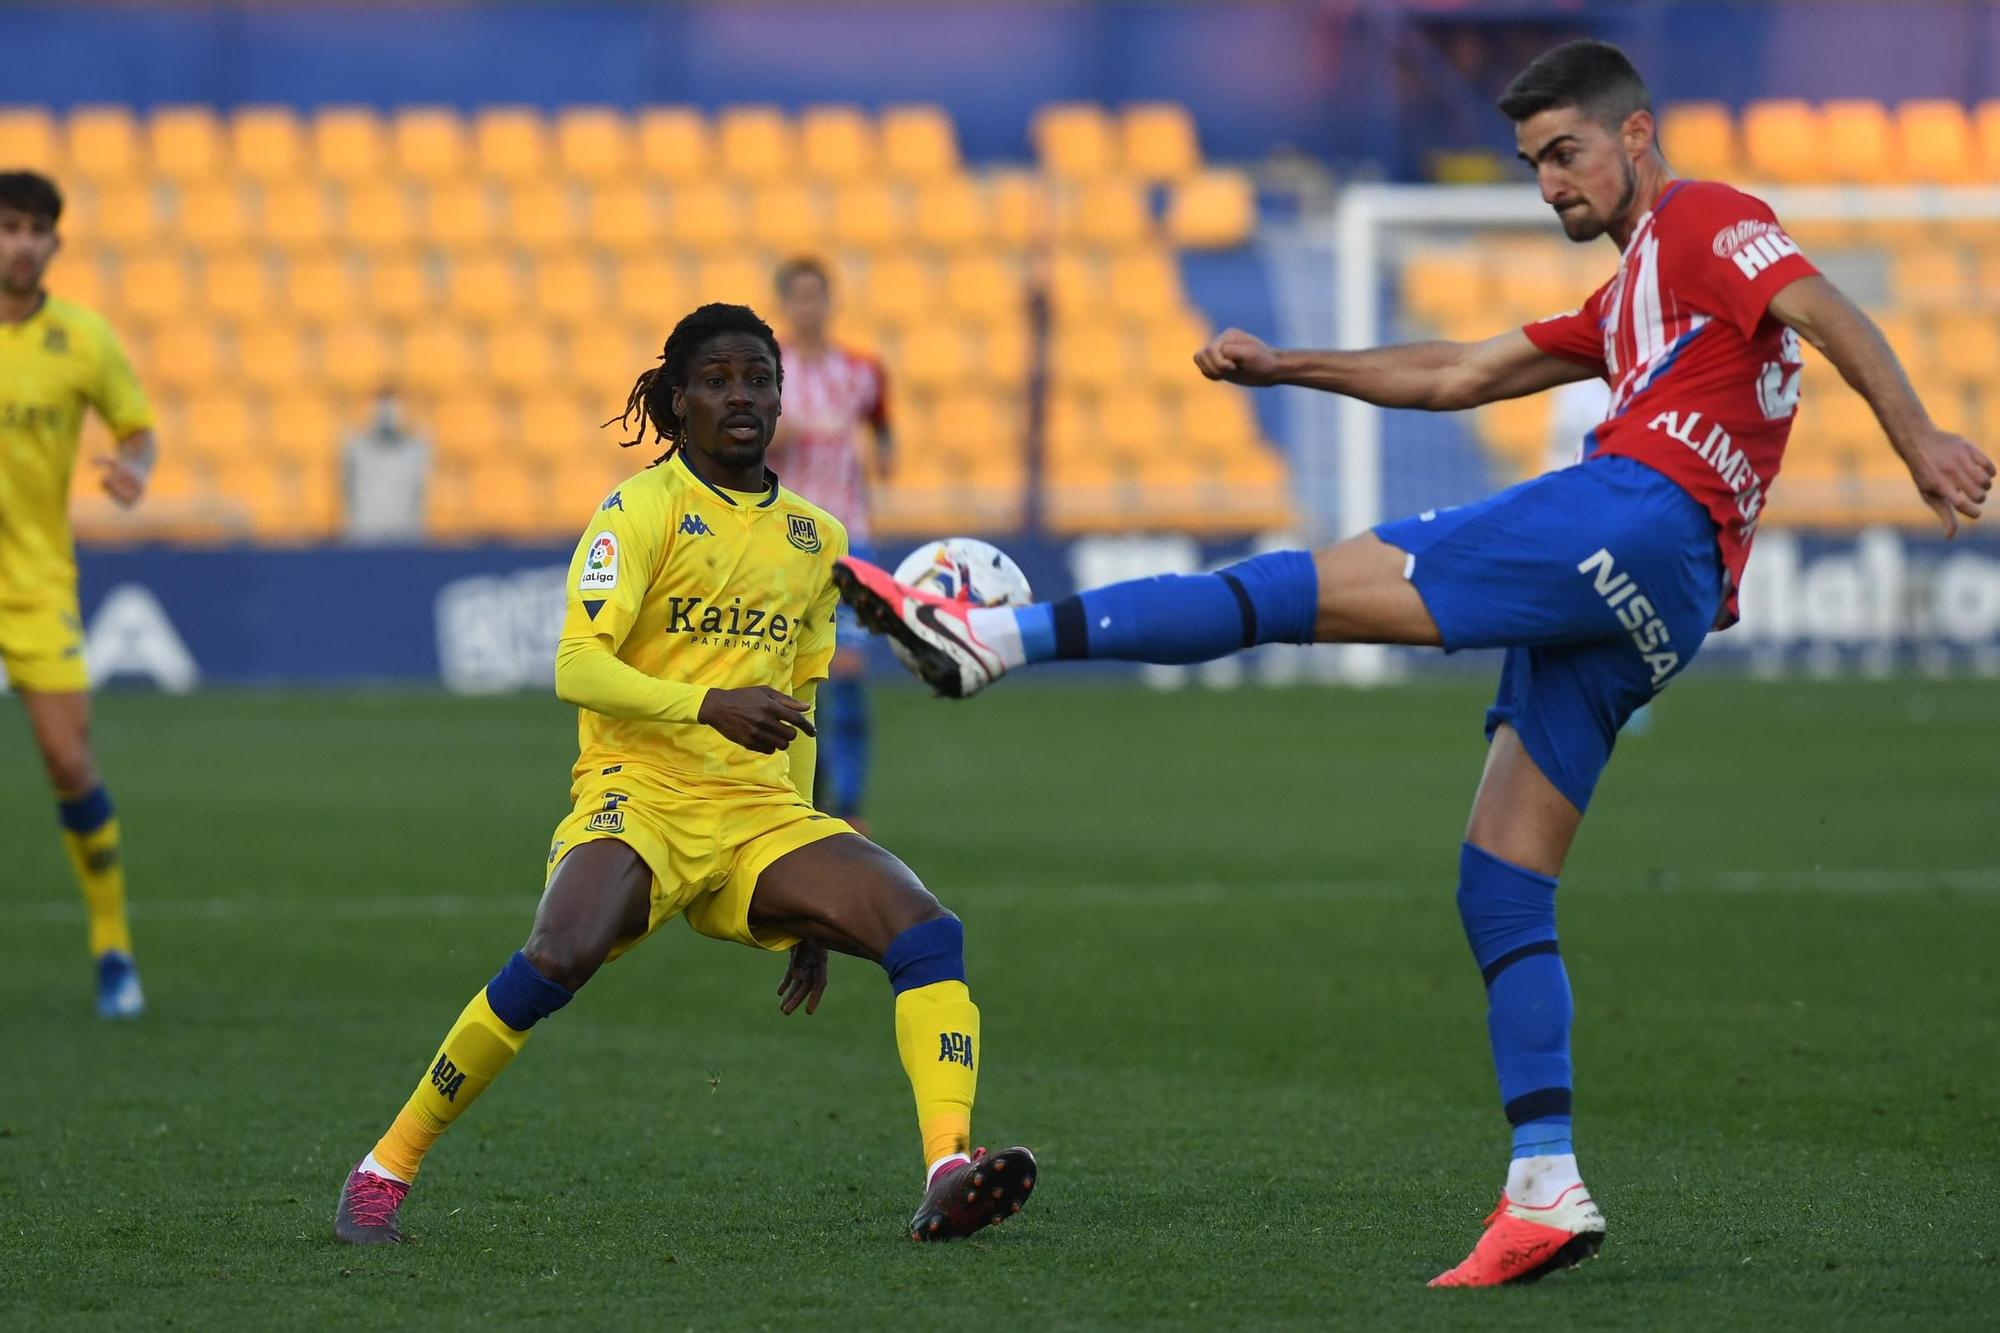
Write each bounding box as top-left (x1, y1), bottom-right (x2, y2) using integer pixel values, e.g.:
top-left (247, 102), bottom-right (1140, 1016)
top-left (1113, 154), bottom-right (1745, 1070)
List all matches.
top-left (787, 514), bottom-right (822, 553)
top-left (579, 531), bottom-right (619, 590)
top-left (429, 1053), bottom-right (467, 1102)
top-left (601, 491), bottom-right (623, 512)
top-left (1712, 219), bottom-right (1802, 280)
top-left (679, 513), bottom-right (715, 538)
top-left (937, 1031), bottom-right (975, 1069)
top-left (1577, 548), bottom-right (1680, 687)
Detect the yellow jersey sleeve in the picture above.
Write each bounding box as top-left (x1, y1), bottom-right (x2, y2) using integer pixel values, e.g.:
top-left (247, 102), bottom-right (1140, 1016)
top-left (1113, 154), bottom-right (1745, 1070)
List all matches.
top-left (791, 521), bottom-right (848, 688)
top-left (559, 482), bottom-right (665, 651)
top-left (84, 318), bottom-right (153, 437)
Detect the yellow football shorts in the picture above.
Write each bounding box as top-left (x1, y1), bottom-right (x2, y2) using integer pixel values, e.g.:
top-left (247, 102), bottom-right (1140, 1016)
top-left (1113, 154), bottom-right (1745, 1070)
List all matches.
top-left (0, 593), bottom-right (89, 693)
top-left (546, 769), bottom-right (856, 961)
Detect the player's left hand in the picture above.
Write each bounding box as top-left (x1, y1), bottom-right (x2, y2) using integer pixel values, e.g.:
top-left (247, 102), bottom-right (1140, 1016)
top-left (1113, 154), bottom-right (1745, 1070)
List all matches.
top-left (1901, 426), bottom-right (1995, 538)
top-left (93, 453), bottom-right (150, 508)
top-left (778, 939), bottom-right (829, 1016)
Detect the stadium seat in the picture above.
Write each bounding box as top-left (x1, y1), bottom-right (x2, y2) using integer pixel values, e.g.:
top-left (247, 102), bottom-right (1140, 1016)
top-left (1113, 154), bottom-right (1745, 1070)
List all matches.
top-left (1047, 250), bottom-right (1106, 317)
top-left (894, 321), bottom-right (971, 393)
top-left (716, 106), bottom-right (794, 183)
top-left (911, 179), bottom-right (990, 250)
top-left (1050, 322), bottom-right (1132, 394)
top-left (1979, 101), bottom-right (2000, 178)
top-left (1106, 248), bottom-right (1183, 320)
top-left (235, 322), bottom-right (308, 393)
top-left (1033, 103), bottom-right (1118, 180)
top-left (1475, 395), bottom-right (1551, 474)
top-left (427, 393), bottom-right (513, 464)
top-left (987, 171), bottom-right (1050, 248)
top-left (149, 325), bottom-right (226, 392)
top-left (1057, 179), bottom-right (1151, 247)
top-left (420, 182), bottom-right (500, 249)
top-left (519, 391), bottom-right (597, 463)
top-left (554, 107), bottom-right (633, 182)
top-left (879, 105), bottom-right (959, 179)
top-left (1742, 100), bottom-right (1825, 182)
top-left (341, 183), bottom-right (418, 253)
top-left (398, 325), bottom-right (482, 394)
top-left (860, 254), bottom-right (940, 327)
top-left (1167, 171), bottom-right (1254, 249)
top-left (64, 106), bottom-right (142, 183)
top-left (1121, 103), bottom-right (1200, 181)
top-left (1139, 312), bottom-right (1211, 385)
top-left (635, 107), bottom-right (712, 180)
top-left (312, 107), bottom-right (388, 183)
top-left (607, 255), bottom-right (689, 329)
top-left (565, 324), bottom-right (656, 401)
top-left (362, 254), bottom-right (435, 324)
top-left (261, 182), bottom-right (335, 250)
top-left (319, 323), bottom-right (393, 394)
top-left (530, 254), bottom-right (611, 329)
top-left (941, 252), bottom-right (1019, 322)
top-left (584, 182), bottom-right (666, 253)
top-left (690, 254), bottom-right (769, 307)
top-left (1401, 248), bottom-right (1490, 327)
top-left (117, 252), bottom-right (192, 326)
top-left (0, 108), bottom-right (59, 172)
top-left (970, 317), bottom-right (1031, 388)
top-left (198, 254), bottom-right (274, 323)
top-left (46, 250), bottom-right (105, 311)
top-left (84, 182), bottom-right (165, 249)
top-left (1659, 103), bottom-right (1736, 179)
top-left (1929, 312), bottom-right (2000, 388)
top-left (747, 181), bottom-right (829, 252)
top-left (1822, 100), bottom-right (1896, 183)
top-left (665, 181), bottom-right (747, 250)
top-left (282, 253), bottom-right (360, 325)
top-left (800, 105), bottom-right (876, 180)
top-left (264, 391), bottom-right (341, 468)
top-left (1044, 392), bottom-right (1099, 460)
top-left (1099, 387), bottom-right (1172, 456)
top-left (391, 108), bottom-right (469, 181)
top-left (230, 107), bottom-right (306, 183)
top-left (1890, 247), bottom-right (1966, 310)
top-left (504, 181), bottom-right (582, 251)
top-left (1178, 384), bottom-right (1258, 451)
top-left (177, 182), bottom-right (255, 253)
top-left (829, 181), bottom-right (908, 250)
top-left (181, 391), bottom-right (261, 463)
top-left (444, 252), bottom-right (525, 326)
top-left (1896, 100), bottom-right (1977, 183)
top-left (926, 388), bottom-right (1014, 452)
top-left (473, 107), bottom-right (551, 182)
top-left (148, 106), bottom-right (224, 183)
top-left (485, 325), bottom-right (561, 396)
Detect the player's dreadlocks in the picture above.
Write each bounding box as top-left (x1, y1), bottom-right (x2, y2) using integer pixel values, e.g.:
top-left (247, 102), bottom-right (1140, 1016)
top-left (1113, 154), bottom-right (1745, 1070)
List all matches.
top-left (612, 302), bottom-right (784, 466)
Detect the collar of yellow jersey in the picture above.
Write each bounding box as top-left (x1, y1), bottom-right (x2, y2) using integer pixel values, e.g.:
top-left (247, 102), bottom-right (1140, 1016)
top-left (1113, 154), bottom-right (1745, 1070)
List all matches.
top-left (675, 449), bottom-right (780, 508)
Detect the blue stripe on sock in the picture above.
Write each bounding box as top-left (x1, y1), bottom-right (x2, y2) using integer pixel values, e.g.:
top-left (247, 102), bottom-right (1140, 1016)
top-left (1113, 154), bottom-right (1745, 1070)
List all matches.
top-left (484, 950), bottom-right (574, 1032)
top-left (1511, 1116), bottom-right (1574, 1160)
top-left (881, 915), bottom-right (965, 993)
top-left (57, 786), bottom-right (115, 834)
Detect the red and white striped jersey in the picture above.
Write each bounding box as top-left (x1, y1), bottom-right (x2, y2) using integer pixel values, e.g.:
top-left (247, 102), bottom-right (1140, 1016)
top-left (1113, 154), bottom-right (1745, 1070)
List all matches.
top-left (771, 344), bottom-right (889, 545)
top-left (1523, 179), bottom-right (1818, 625)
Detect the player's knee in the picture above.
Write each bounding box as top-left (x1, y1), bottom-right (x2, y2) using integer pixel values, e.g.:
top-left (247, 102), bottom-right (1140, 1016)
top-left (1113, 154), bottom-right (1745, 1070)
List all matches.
top-left (521, 931), bottom-right (608, 994)
top-left (37, 735), bottom-right (97, 793)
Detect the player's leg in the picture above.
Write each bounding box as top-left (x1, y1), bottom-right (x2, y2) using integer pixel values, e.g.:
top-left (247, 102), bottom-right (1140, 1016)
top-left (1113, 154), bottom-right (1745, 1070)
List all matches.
top-left (335, 840), bottom-right (649, 1243)
top-left (746, 833), bottom-right (1036, 1241)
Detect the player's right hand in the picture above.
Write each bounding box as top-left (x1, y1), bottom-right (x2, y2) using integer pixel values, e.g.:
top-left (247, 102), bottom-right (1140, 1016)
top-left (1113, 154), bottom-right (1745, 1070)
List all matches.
top-left (1194, 328), bottom-right (1282, 386)
top-left (1901, 425), bottom-right (1995, 538)
top-left (698, 685), bottom-right (816, 753)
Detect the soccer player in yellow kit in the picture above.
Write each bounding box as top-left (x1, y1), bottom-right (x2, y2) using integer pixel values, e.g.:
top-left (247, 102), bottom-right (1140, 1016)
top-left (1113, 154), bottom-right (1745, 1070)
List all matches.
top-left (334, 303), bottom-right (1036, 1245)
top-left (1, 171), bottom-right (156, 1018)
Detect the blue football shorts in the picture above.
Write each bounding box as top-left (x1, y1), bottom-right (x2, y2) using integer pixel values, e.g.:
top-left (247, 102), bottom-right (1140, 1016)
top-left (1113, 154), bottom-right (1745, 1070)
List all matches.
top-left (1374, 455), bottom-right (1725, 812)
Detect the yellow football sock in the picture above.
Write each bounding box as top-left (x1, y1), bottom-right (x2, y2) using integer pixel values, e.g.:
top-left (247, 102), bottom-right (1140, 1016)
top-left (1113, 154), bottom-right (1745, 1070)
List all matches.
top-left (57, 788), bottom-right (131, 958)
top-left (893, 980), bottom-right (981, 1168)
top-left (372, 989), bottom-right (531, 1182)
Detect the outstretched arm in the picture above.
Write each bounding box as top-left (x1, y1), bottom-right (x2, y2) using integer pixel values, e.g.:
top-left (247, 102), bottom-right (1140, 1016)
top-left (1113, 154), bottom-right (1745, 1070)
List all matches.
top-left (1194, 327), bottom-right (1594, 412)
top-left (1769, 275), bottom-right (1994, 536)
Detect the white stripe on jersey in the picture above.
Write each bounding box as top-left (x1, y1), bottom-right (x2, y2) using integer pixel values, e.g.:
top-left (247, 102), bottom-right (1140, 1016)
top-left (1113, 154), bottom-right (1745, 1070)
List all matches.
top-left (1606, 209), bottom-right (1707, 415)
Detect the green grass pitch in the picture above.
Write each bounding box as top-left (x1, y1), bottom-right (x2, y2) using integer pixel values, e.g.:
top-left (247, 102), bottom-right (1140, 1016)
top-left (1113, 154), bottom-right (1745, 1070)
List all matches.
top-left (2, 679), bottom-right (1996, 1329)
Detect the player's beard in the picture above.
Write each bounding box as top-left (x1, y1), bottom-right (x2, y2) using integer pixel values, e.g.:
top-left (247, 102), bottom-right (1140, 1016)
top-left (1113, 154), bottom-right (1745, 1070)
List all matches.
top-left (1559, 157), bottom-right (1638, 243)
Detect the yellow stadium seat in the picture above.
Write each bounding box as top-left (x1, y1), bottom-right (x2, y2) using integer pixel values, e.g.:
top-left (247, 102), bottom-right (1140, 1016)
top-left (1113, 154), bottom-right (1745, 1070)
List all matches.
top-left (183, 392), bottom-right (262, 462)
top-left (150, 325), bottom-right (226, 392)
top-left (261, 182), bottom-right (334, 250)
top-left (398, 325), bottom-right (482, 394)
top-left (0, 108), bottom-right (59, 172)
top-left (1891, 247), bottom-right (1967, 310)
top-left (444, 252), bottom-right (525, 326)
top-left (1033, 103), bottom-right (1117, 179)
top-left (341, 183), bottom-right (417, 253)
top-left (1047, 250), bottom-right (1106, 317)
top-left (1659, 102), bottom-right (1736, 179)
top-left (1974, 246), bottom-right (2000, 307)
top-left (177, 183), bottom-right (254, 253)
top-left (265, 391), bottom-right (340, 467)
top-left (1045, 393), bottom-right (1100, 459)
top-left (800, 105), bottom-right (876, 180)
top-left (1050, 322), bottom-right (1130, 393)
top-left (1896, 100), bottom-right (1977, 183)
top-left (1179, 385), bottom-right (1259, 451)
top-left (312, 107), bottom-right (387, 183)
top-left (230, 107), bottom-right (305, 183)
top-left (1139, 312), bottom-right (1212, 385)
top-left (118, 253), bottom-right (192, 326)
top-left (584, 182), bottom-right (666, 253)
top-left (971, 318), bottom-right (1030, 388)
top-left (1168, 171), bottom-right (1254, 249)
top-left (282, 253), bottom-right (359, 325)
top-left (1401, 248), bottom-right (1490, 327)
top-left (1822, 100), bottom-right (1896, 183)
top-left (362, 254), bottom-right (435, 324)
top-left (1106, 249), bottom-right (1183, 319)
top-left (830, 181), bottom-right (908, 250)
top-left (1978, 101), bottom-right (2000, 178)
top-left (148, 106), bottom-right (224, 183)
top-left (504, 181), bottom-right (581, 251)
top-left (64, 106), bottom-right (141, 183)
top-left (554, 107), bottom-right (632, 182)
top-left (988, 171), bottom-right (1050, 248)
top-left (198, 255), bottom-right (274, 323)
top-left (1866, 310), bottom-right (1929, 374)
top-left (690, 254), bottom-right (767, 307)
top-left (1742, 100), bottom-right (1824, 182)
top-left (1930, 312), bottom-right (2000, 387)
top-left (1057, 179), bottom-right (1151, 247)
top-left (748, 181), bottom-right (829, 252)
top-left (566, 325), bottom-right (656, 402)
top-left (236, 323), bottom-right (308, 394)
top-left (320, 323), bottom-right (393, 394)
top-left (485, 325), bottom-right (562, 397)
top-left (665, 181), bottom-right (746, 250)
top-left (1477, 395), bottom-right (1552, 472)
top-left (608, 256), bottom-right (689, 328)
top-left (473, 107), bottom-right (550, 183)
top-left (46, 250), bottom-right (105, 311)
top-left (531, 254), bottom-right (611, 329)
top-left (911, 179), bottom-right (989, 249)
top-left (895, 322), bottom-right (972, 393)
top-left (391, 108), bottom-right (468, 181)
top-left (1098, 387), bottom-right (1172, 456)
top-left (927, 389), bottom-right (1014, 452)
top-left (1122, 103), bottom-right (1200, 181)
top-left (636, 107), bottom-right (711, 180)
top-left (428, 393), bottom-right (513, 463)
top-left (941, 252), bottom-right (1019, 322)
top-left (420, 182), bottom-right (499, 250)
top-left (519, 391), bottom-right (596, 463)
top-left (716, 106), bottom-right (794, 183)
top-left (879, 105), bottom-right (959, 180)
top-left (84, 182), bottom-right (165, 249)
top-left (858, 254), bottom-right (938, 327)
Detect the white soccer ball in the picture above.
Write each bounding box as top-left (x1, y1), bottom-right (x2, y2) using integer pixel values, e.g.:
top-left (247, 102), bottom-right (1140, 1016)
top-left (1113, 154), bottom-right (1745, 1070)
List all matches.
top-left (892, 538), bottom-right (1033, 608)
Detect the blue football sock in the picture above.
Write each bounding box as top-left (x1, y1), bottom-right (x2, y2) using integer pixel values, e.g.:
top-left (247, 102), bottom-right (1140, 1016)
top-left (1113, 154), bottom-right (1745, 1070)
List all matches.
top-left (1457, 842), bottom-right (1574, 1158)
top-left (825, 676), bottom-right (871, 817)
top-left (1012, 550), bottom-right (1318, 665)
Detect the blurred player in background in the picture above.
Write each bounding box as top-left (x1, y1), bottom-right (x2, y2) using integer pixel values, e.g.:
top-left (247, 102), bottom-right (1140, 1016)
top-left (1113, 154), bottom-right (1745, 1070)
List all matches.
top-left (767, 257), bottom-right (891, 830)
top-left (335, 303), bottom-right (1033, 1247)
top-left (837, 41), bottom-right (1994, 1286)
top-left (0, 170), bottom-right (156, 1019)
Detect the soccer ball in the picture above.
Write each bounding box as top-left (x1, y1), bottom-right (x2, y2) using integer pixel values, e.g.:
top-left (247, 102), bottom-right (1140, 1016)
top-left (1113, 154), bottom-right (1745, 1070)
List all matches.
top-left (892, 538), bottom-right (1033, 608)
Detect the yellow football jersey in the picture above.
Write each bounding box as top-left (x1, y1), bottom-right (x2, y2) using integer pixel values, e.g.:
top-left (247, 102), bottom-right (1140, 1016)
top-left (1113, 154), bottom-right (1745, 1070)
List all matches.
top-left (0, 295), bottom-right (152, 603)
top-left (559, 449), bottom-right (848, 795)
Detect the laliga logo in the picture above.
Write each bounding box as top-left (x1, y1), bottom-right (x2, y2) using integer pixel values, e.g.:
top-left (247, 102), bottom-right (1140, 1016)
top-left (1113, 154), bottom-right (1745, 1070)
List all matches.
top-left (588, 537), bottom-right (613, 568)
